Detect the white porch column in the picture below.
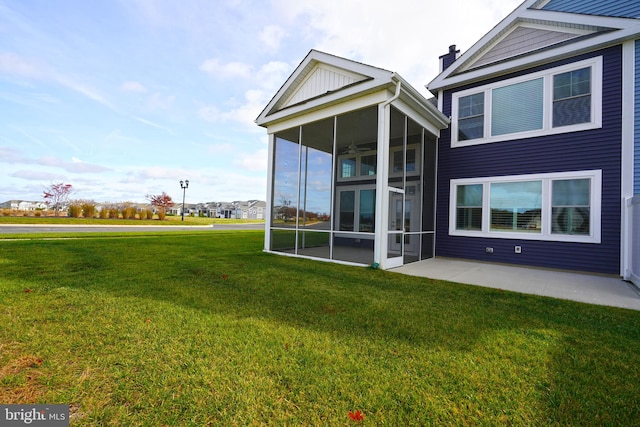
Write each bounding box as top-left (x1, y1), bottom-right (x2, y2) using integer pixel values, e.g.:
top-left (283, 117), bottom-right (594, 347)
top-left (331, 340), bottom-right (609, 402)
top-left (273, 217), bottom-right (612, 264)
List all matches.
top-left (374, 103), bottom-right (391, 268)
top-left (264, 132), bottom-right (275, 252)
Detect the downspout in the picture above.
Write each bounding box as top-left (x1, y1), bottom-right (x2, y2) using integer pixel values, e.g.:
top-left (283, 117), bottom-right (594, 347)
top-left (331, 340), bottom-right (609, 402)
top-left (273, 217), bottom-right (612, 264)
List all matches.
top-left (374, 77), bottom-right (402, 269)
top-left (383, 76), bottom-right (402, 107)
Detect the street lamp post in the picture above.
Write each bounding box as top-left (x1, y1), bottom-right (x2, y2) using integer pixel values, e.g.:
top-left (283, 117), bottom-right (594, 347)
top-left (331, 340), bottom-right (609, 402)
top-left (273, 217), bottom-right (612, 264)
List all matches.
top-left (180, 180), bottom-right (189, 221)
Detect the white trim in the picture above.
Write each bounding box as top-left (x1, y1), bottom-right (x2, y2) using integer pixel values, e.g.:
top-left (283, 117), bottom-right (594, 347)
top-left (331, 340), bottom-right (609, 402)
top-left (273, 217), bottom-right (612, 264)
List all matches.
top-left (428, 0), bottom-right (640, 92)
top-left (264, 91), bottom-right (389, 134)
top-left (264, 133), bottom-right (275, 252)
top-left (621, 40), bottom-right (635, 278)
top-left (375, 103), bottom-right (390, 268)
top-left (451, 57), bottom-right (602, 147)
top-left (449, 170), bottom-right (602, 243)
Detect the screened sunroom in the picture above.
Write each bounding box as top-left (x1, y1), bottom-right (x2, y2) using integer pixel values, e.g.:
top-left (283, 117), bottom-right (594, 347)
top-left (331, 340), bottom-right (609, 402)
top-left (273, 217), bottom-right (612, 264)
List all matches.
top-left (256, 50), bottom-right (448, 269)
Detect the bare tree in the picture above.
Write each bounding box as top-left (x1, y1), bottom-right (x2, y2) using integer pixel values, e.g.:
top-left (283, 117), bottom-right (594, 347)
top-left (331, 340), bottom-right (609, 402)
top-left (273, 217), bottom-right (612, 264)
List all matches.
top-left (146, 192), bottom-right (174, 220)
top-left (43, 182), bottom-right (72, 217)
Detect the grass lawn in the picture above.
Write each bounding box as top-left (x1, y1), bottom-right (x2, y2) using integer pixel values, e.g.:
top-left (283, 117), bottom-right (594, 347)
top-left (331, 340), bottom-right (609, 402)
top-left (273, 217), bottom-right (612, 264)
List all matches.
top-left (0, 215), bottom-right (263, 226)
top-left (1, 231), bottom-right (639, 425)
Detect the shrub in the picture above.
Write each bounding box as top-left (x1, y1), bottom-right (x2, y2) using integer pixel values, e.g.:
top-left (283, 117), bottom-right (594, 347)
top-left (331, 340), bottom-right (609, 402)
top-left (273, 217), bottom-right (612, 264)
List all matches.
top-left (146, 209), bottom-right (154, 219)
top-left (138, 210), bottom-right (147, 220)
top-left (157, 210), bottom-right (166, 220)
top-left (68, 204), bottom-right (82, 218)
top-left (82, 201), bottom-right (96, 219)
top-left (98, 208), bottom-right (109, 219)
top-left (34, 210), bottom-right (42, 217)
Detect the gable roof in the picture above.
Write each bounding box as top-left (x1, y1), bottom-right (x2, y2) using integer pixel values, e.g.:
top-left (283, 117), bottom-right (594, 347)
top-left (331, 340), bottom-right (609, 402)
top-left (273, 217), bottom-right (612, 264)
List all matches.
top-left (256, 50), bottom-right (397, 127)
top-left (428, 0), bottom-right (640, 92)
top-left (540, 0), bottom-right (640, 19)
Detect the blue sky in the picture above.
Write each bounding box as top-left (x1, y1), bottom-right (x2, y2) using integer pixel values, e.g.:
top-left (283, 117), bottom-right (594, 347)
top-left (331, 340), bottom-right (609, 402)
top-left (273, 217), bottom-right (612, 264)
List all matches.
top-left (0, 0), bottom-right (521, 204)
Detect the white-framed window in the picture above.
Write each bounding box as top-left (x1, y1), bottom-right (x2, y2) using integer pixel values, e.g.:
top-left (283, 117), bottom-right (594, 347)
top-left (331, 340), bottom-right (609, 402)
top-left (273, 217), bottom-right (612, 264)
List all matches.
top-left (451, 57), bottom-right (602, 147)
top-left (449, 170), bottom-right (602, 243)
top-left (337, 150), bottom-right (377, 181)
top-left (335, 186), bottom-right (376, 232)
top-left (389, 144), bottom-right (421, 177)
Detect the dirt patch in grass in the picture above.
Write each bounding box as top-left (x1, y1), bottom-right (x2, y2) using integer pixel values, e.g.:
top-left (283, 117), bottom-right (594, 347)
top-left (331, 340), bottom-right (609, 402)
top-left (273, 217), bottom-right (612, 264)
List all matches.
top-left (0, 353), bottom-right (46, 403)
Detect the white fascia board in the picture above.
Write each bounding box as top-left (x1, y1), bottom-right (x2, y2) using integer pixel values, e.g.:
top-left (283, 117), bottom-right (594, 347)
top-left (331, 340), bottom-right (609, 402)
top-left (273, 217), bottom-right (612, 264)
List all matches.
top-left (263, 90), bottom-right (389, 135)
top-left (256, 50), bottom-right (393, 126)
top-left (392, 74), bottom-right (449, 131)
top-left (428, 0), bottom-right (538, 90)
top-left (392, 97), bottom-right (447, 136)
top-left (429, 21), bottom-right (640, 92)
top-left (258, 82), bottom-right (389, 130)
top-left (428, 6), bottom-right (640, 92)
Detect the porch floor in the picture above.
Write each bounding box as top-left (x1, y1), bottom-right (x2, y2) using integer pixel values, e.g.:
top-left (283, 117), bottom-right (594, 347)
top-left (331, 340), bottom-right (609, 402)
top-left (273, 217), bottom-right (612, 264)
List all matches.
top-left (390, 258), bottom-right (640, 311)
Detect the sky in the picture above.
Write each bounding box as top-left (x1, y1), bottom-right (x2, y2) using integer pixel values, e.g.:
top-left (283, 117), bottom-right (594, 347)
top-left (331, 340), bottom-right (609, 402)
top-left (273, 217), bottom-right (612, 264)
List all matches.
top-left (0, 0), bottom-right (523, 205)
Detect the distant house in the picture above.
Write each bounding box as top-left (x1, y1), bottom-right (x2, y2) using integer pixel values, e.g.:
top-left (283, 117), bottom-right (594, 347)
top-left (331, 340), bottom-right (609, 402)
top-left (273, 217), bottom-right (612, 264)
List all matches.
top-left (0, 200), bottom-right (47, 210)
top-left (256, 0), bottom-right (640, 286)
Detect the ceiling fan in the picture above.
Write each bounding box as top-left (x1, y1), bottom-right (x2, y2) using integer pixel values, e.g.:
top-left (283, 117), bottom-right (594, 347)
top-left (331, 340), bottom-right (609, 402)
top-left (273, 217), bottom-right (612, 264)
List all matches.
top-left (342, 142), bottom-right (370, 155)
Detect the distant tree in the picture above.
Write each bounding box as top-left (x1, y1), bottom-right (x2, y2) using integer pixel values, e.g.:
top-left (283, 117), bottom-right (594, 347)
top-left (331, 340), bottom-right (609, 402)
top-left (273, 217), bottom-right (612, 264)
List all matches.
top-left (146, 192), bottom-right (174, 220)
top-left (43, 182), bottom-right (72, 217)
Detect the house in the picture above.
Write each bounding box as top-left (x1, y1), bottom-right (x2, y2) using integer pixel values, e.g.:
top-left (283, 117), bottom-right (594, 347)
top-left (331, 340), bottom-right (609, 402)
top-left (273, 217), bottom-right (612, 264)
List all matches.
top-left (200, 201), bottom-right (267, 219)
top-left (256, 50), bottom-right (449, 269)
top-left (256, 0), bottom-right (639, 285)
top-left (428, 0), bottom-right (640, 282)
top-left (0, 200), bottom-right (47, 211)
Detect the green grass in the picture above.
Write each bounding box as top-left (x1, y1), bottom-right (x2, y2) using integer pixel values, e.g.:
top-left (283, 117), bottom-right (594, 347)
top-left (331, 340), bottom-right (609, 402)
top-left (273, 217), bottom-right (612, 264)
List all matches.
top-left (1, 231), bottom-right (639, 425)
top-left (0, 216), bottom-right (263, 226)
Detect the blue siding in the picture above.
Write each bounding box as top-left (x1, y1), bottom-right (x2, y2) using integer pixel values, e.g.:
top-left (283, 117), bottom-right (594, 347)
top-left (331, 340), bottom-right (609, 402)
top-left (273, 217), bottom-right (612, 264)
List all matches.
top-left (542, 0), bottom-right (640, 18)
top-left (636, 40), bottom-right (640, 195)
top-left (436, 47), bottom-right (622, 274)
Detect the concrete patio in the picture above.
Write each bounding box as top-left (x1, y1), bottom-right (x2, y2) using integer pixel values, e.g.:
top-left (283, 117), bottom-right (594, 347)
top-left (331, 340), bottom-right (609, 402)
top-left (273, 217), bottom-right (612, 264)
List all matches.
top-left (390, 258), bottom-right (640, 311)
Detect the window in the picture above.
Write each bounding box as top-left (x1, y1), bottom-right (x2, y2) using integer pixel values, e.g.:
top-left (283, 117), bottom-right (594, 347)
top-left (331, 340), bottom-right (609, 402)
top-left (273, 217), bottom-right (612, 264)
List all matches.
top-left (458, 93), bottom-right (484, 141)
top-left (360, 155), bottom-right (376, 176)
top-left (490, 181), bottom-right (542, 233)
top-left (553, 68), bottom-right (591, 127)
top-left (449, 170), bottom-right (601, 243)
top-left (336, 187), bottom-right (376, 233)
top-left (337, 150), bottom-right (376, 180)
top-left (451, 57), bottom-right (602, 146)
top-left (359, 189), bottom-right (376, 232)
top-left (340, 157), bottom-right (357, 178)
top-left (491, 79), bottom-right (543, 136)
top-left (456, 184), bottom-right (482, 231)
top-left (552, 179), bottom-right (590, 235)
top-left (389, 145), bottom-right (421, 177)
top-left (339, 191), bottom-right (355, 231)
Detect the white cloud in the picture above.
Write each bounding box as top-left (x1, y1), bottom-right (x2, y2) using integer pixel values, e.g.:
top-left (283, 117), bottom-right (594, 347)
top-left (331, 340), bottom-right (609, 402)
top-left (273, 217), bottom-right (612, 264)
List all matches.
top-left (11, 170), bottom-right (62, 181)
top-left (197, 60), bottom-right (292, 127)
top-left (207, 143), bottom-right (234, 154)
top-left (234, 149), bottom-right (268, 171)
top-left (198, 105), bottom-right (222, 123)
top-left (121, 81), bottom-right (147, 93)
top-left (272, 0), bottom-right (521, 93)
top-left (147, 92), bottom-right (176, 110)
top-left (0, 53), bottom-right (44, 79)
top-left (199, 59), bottom-right (253, 79)
top-left (259, 25), bottom-right (287, 52)
top-left (38, 156), bottom-right (112, 173)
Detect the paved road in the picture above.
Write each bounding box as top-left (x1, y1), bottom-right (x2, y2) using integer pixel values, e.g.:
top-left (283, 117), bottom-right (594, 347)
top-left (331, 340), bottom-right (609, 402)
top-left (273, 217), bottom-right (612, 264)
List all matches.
top-left (0, 223), bottom-right (265, 234)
